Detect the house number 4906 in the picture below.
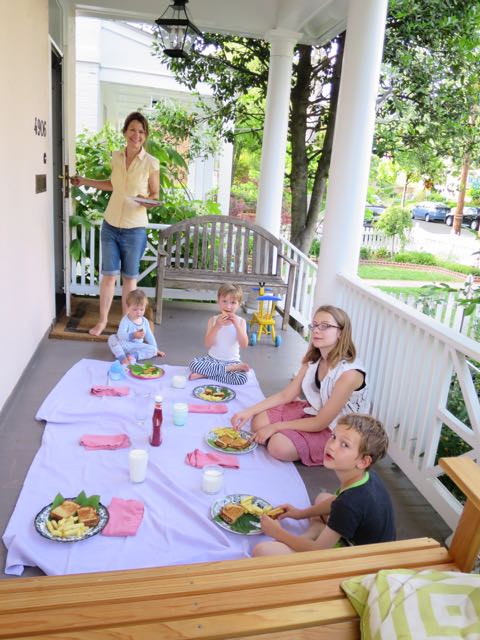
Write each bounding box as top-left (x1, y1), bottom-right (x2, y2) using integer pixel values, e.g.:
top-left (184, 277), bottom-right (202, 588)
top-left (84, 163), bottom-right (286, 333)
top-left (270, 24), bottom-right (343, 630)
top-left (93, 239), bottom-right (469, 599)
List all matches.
top-left (34, 118), bottom-right (47, 137)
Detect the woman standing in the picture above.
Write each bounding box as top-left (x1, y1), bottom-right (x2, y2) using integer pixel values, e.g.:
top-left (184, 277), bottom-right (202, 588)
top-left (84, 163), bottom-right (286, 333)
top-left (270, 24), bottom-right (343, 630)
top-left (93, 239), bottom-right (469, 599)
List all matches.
top-left (71, 112), bottom-right (160, 336)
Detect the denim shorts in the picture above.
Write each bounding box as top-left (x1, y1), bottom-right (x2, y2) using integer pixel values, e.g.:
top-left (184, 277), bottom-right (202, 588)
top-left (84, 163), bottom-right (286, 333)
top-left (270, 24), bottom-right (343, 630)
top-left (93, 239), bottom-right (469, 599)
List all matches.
top-left (101, 220), bottom-right (147, 278)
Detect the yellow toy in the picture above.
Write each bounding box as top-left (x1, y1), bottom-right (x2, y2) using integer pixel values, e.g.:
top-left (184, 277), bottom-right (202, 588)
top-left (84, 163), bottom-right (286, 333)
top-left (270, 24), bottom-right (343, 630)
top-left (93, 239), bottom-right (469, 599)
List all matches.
top-left (249, 283), bottom-right (282, 347)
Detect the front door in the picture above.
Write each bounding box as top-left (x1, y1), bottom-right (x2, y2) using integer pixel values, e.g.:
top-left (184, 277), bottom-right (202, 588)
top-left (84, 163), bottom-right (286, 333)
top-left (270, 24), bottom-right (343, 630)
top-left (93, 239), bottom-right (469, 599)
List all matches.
top-left (51, 47), bottom-right (66, 317)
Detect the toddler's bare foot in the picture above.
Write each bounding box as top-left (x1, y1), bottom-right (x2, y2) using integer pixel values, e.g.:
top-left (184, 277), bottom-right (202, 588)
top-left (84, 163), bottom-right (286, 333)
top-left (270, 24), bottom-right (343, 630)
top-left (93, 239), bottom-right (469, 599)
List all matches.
top-left (89, 321), bottom-right (107, 337)
top-left (188, 372), bottom-right (205, 381)
top-left (226, 362), bottom-right (250, 373)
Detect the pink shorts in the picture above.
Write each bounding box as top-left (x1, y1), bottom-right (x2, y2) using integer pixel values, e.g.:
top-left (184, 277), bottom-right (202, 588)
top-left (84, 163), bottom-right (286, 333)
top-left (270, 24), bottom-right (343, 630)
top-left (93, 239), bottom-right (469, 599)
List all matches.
top-left (267, 400), bottom-right (333, 467)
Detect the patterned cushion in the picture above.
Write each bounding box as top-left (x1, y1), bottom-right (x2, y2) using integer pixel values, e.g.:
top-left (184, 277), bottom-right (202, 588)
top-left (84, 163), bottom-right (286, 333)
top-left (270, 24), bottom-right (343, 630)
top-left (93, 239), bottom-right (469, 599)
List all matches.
top-left (341, 569), bottom-right (480, 639)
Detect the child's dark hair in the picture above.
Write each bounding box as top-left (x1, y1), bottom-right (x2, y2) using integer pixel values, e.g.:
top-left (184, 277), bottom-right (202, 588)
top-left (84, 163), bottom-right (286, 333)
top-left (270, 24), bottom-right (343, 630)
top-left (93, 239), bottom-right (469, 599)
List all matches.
top-left (126, 289), bottom-right (148, 307)
top-left (217, 283), bottom-right (243, 303)
top-left (122, 111), bottom-right (149, 137)
top-left (337, 413), bottom-right (388, 465)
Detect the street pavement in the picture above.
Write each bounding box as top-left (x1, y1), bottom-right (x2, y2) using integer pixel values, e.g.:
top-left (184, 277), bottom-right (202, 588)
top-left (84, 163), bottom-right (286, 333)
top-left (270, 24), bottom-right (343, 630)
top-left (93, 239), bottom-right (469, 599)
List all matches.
top-left (408, 220), bottom-right (479, 266)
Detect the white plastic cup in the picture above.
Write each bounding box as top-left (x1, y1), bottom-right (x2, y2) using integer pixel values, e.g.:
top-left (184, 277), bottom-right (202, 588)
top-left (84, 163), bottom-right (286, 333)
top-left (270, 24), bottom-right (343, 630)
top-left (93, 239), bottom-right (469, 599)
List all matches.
top-left (129, 449), bottom-right (148, 483)
top-left (201, 465), bottom-right (223, 494)
top-left (172, 375), bottom-right (187, 389)
top-left (173, 402), bottom-right (188, 426)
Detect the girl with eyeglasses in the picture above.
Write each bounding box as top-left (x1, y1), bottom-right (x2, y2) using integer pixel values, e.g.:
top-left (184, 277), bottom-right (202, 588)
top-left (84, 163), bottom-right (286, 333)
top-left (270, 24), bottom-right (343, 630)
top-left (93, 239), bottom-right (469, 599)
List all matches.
top-left (231, 305), bottom-right (370, 466)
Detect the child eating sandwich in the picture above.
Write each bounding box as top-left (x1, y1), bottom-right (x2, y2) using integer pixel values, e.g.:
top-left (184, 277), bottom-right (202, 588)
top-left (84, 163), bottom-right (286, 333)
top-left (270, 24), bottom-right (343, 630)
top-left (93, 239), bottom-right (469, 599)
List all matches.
top-left (189, 283), bottom-right (250, 385)
top-left (252, 413), bottom-right (395, 555)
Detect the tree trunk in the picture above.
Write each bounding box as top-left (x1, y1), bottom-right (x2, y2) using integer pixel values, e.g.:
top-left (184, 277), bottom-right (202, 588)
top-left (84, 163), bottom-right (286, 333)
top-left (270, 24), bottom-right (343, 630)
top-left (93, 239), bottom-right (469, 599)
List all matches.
top-left (401, 173), bottom-right (412, 208)
top-left (289, 33), bottom-right (345, 255)
top-left (453, 152), bottom-right (470, 235)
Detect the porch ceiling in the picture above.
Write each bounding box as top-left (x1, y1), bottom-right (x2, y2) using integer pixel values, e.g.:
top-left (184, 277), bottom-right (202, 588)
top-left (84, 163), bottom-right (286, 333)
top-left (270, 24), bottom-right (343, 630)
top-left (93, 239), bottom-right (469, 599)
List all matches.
top-left (75, 0), bottom-right (349, 45)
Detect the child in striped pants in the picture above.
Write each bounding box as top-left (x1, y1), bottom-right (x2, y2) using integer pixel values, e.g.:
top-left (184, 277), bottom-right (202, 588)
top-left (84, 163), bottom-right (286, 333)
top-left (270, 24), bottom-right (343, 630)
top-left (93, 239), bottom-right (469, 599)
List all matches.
top-left (189, 283), bottom-right (250, 385)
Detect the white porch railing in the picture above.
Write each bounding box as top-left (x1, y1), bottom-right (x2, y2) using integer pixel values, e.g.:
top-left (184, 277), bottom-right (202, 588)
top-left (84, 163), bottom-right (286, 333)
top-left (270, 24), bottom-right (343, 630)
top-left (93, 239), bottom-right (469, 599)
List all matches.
top-left (388, 290), bottom-right (480, 341)
top-left (338, 273), bottom-right (480, 531)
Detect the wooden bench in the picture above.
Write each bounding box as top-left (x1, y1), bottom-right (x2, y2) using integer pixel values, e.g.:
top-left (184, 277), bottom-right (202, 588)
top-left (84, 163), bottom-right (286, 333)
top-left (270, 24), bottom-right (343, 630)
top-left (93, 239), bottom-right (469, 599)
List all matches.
top-left (1, 457), bottom-right (479, 639)
top-left (154, 215), bottom-right (297, 329)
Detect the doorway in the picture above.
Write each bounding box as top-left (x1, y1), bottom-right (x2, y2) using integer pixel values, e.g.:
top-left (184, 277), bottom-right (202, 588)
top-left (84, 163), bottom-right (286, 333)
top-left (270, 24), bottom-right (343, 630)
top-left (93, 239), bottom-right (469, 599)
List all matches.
top-left (51, 48), bottom-right (65, 317)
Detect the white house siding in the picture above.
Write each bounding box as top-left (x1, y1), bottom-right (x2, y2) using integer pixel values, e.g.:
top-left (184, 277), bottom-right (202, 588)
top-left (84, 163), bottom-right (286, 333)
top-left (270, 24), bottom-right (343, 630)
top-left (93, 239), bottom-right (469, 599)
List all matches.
top-left (0, 0), bottom-right (55, 410)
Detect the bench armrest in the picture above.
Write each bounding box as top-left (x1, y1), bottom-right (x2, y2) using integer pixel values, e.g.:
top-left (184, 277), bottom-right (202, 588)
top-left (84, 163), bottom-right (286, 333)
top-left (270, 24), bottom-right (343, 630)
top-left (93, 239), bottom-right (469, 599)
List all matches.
top-left (439, 456), bottom-right (480, 572)
top-left (278, 251), bottom-right (297, 268)
top-left (439, 457), bottom-right (480, 511)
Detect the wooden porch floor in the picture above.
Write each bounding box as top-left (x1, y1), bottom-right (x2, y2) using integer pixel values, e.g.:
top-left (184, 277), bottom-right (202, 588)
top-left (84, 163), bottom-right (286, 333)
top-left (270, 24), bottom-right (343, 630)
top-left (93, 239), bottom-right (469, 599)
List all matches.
top-left (0, 298), bottom-right (451, 579)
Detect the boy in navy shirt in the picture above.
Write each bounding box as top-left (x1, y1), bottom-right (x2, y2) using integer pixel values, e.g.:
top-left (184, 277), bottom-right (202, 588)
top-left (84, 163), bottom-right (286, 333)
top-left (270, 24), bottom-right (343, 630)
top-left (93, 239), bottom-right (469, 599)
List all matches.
top-left (254, 413), bottom-right (395, 555)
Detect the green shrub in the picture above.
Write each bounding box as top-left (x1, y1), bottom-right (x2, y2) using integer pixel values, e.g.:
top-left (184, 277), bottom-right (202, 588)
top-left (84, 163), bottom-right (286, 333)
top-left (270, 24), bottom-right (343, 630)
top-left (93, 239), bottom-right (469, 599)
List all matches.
top-left (309, 237), bottom-right (321, 258)
top-left (435, 260), bottom-right (480, 276)
top-left (394, 251), bottom-right (437, 265)
top-left (359, 246), bottom-right (372, 260)
top-left (373, 247), bottom-right (391, 259)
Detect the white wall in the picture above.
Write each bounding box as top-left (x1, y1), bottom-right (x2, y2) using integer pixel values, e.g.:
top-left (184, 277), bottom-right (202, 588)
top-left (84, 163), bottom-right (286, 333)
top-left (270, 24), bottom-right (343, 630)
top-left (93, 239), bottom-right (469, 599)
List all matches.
top-left (0, 0), bottom-right (55, 411)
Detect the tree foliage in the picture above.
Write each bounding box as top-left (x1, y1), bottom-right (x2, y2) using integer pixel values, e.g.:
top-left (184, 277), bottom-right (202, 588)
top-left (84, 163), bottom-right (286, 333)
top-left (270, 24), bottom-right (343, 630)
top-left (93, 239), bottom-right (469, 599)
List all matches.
top-left (376, 205), bottom-right (412, 253)
top-left (152, 33), bottom-right (345, 255)
top-left (151, 1), bottom-right (480, 251)
top-left (376, 0), bottom-right (480, 223)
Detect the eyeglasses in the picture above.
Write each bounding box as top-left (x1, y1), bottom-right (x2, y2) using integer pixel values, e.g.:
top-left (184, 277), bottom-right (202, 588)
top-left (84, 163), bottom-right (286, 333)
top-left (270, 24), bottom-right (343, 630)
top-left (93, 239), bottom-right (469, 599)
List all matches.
top-left (308, 322), bottom-right (341, 332)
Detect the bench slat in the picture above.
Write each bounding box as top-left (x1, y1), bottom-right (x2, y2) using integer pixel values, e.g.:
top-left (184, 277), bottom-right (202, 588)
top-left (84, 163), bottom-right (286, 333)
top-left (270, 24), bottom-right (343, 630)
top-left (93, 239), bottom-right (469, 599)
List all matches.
top-left (0, 543), bottom-right (451, 614)
top-left (227, 621), bottom-right (361, 640)
top-left (218, 221), bottom-right (225, 271)
top-left (192, 225), bottom-right (200, 269)
top-left (201, 223), bottom-right (208, 270)
top-left (0, 537), bottom-right (443, 596)
top-left (0, 561), bottom-right (457, 638)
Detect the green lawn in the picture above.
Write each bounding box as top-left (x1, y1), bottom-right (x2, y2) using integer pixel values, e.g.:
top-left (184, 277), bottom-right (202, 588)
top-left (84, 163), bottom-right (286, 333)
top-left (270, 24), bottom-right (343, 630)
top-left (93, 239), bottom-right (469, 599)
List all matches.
top-left (358, 264), bottom-right (458, 282)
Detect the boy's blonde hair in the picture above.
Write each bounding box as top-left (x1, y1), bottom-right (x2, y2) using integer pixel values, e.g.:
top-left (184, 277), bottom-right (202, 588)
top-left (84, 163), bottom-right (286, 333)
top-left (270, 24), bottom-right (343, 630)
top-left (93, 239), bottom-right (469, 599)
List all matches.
top-left (126, 288), bottom-right (148, 307)
top-left (337, 413), bottom-right (388, 465)
top-left (303, 305), bottom-right (356, 369)
top-left (217, 283), bottom-right (243, 303)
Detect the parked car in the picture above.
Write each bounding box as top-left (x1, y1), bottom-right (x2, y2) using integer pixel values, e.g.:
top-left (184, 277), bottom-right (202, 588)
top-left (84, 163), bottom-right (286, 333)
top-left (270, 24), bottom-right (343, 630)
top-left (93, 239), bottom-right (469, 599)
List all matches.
top-left (411, 201), bottom-right (451, 223)
top-left (445, 206), bottom-right (480, 231)
top-left (364, 203), bottom-right (386, 226)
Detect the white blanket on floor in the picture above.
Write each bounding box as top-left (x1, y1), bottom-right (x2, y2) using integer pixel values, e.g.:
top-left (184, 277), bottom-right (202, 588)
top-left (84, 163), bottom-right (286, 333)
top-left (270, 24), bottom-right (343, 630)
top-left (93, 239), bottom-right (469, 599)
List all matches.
top-left (3, 359), bottom-right (310, 576)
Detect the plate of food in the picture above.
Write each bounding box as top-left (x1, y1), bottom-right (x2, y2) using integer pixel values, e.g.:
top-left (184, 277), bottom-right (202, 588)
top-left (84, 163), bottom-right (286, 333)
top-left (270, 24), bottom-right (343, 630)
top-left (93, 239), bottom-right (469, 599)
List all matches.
top-left (206, 427), bottom-right (257, 454)
top-left (211, 494), bottom-right (285, 535)
top-left (128, 363), bottom-right (165, 380)
top-left (129, 196), bottom-right (162, 206)
top-left (34, 492), bottom-right (109, 542)
top-left (193, 385), bottom-right (236, 403)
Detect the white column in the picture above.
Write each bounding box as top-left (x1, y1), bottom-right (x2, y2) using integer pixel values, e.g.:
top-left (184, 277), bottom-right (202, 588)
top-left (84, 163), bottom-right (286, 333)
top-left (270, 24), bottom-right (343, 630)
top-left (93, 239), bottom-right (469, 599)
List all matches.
top-left (256, 29), bottom-right (300, 236)
top-left (313, 0), bottom-right (389, 307)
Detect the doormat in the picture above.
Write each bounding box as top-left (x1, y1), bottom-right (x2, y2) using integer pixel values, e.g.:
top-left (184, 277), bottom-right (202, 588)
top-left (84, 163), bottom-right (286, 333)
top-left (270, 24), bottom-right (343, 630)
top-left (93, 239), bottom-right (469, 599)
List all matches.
top-left (50, 296), bottom-right (154, 342)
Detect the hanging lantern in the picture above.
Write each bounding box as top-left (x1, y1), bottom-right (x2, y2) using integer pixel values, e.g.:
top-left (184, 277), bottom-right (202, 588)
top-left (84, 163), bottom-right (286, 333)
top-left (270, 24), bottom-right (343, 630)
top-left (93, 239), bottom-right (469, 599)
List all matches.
top-left (155, 0), bottom-right (202, 58)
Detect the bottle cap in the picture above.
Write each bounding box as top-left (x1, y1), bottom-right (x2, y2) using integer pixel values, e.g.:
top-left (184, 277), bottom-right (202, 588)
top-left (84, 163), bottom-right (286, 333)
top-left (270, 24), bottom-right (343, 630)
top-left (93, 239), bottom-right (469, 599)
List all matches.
top-left (154, 394), bottom-right (163, 403)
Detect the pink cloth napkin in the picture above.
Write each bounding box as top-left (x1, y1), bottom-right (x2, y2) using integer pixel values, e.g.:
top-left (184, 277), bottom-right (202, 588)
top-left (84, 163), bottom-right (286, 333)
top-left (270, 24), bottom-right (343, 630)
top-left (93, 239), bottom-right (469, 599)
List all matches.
top-left (101, 498), bottom-right (144, 537)
top-left (185, 449), bottom-right (239, 469)
top-left (79, 434), bottom-right (131, 450)
top-left (188, 403), bottom-right (228, 414)
top-left (90, 386), bottom-right (130, 397)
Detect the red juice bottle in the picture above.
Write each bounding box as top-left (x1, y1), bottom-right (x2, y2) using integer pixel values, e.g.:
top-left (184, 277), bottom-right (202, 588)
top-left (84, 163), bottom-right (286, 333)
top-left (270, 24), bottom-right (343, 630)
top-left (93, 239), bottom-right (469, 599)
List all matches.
top-left (150, 395), bottom-right (163, 446)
